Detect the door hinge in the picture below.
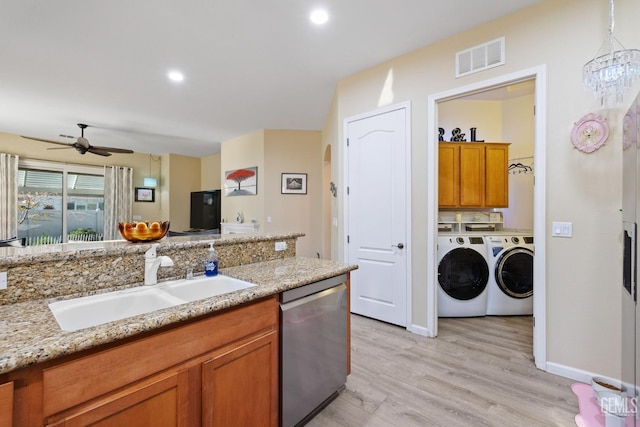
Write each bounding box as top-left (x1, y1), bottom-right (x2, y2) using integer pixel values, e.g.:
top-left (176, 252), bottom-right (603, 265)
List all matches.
top-left (347, 186), bottom-right (350, 195)
top-left (347, 235), bottom-right (350, 243)
top-left (347, 138), bottom-right (349, 147)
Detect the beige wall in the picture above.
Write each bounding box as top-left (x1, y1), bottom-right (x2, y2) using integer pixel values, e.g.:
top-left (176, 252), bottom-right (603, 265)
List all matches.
top-left (166, 154), bottom-right (202, 232)
top-left (220, 130), bottom-right (265, 224)
top-left (327, 0), bottom-right (640, 378)
top-left (220, 129), bottom-right (322, 258)
top-left (263, 129), bottom-right (323, 258)
top-left (438, 100), bottom-right (503, 142)
top-left (201, 153), bottom-right (221, 190)
top-left (502, 94), bottom-right (535, 230)
top-left (323, 89), bottom-right (340, 260)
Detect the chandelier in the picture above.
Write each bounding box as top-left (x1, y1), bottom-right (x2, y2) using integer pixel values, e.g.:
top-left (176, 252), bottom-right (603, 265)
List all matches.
top-left (583, 0), bottom-right (640, 107)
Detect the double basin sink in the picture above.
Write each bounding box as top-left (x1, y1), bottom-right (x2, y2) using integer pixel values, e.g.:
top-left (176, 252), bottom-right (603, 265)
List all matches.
top-left (48, 275), bottom-right (256, 332)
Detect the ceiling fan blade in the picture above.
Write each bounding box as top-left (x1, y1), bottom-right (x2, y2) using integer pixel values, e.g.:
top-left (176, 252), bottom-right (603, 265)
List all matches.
top-left (21, 136), bottom-right (73, 146)
top-left (87, 147), bottom-right (112, 157)
top-left (91, 146), bottom-right (134, 154)
top-left (46, 146), bottom-right (75, 150)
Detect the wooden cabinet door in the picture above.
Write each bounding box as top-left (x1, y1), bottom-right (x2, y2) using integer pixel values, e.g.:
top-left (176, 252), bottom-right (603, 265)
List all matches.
top-left (459, 144), bottom-right (485, 207)
top-left (438, 144), bottom-right (459, 207)
top-left (485, 144), bottom-right (509, 207)
top-left (47, 370), bottom-right (190, 427)
top-left (202, 332), bottom-right (278, 427)
top-left (0, 381), bottom-right (13, 427)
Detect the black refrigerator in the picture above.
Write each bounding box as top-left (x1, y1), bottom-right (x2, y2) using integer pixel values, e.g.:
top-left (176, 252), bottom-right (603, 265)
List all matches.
top-left (190, 190), bottom-right (221, 231)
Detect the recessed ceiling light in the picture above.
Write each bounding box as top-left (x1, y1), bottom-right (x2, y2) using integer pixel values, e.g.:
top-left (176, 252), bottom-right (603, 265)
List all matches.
top-left (310, 9), bottom-right (329, 25)
top-left (168, 70), bottom-right (184, 82)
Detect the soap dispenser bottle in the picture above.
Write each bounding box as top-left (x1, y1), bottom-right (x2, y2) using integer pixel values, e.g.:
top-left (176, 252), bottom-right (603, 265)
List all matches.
top-left (204, 242), bottom-right (218, 277)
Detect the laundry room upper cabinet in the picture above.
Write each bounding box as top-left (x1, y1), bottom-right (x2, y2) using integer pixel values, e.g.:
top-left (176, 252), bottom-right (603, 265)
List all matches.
top-left (438, 142), bottom-right (509, 208)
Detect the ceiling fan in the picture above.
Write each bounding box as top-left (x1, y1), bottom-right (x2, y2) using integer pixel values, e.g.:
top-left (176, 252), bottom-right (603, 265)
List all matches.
top-left (22, 123), bottom-right (134, 157)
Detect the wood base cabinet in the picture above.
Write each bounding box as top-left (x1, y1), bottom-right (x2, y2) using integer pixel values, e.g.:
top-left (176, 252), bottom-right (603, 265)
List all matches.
top-left (203, 333), bottom-right (278, 426)
top-left (439, 142), bottom-right (509, 208)
top-left (0, 381), bottom-right (13, 427)
top-left (5, 296), bottom-right (279, 427)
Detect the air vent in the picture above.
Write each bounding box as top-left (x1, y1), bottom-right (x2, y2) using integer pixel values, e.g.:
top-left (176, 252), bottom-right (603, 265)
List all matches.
top-left (456, 37), bottom-right (505, 78)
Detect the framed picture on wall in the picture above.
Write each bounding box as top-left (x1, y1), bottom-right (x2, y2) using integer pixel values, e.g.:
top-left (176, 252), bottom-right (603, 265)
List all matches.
top-left (224, 166), bottom-right (258, 196)
top-left (135, 187), bottom-right (155, 202)
top-left (281, 173), bottom-right (307, 194)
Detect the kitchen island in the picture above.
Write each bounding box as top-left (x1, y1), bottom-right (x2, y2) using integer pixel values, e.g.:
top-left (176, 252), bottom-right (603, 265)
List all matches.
top-left (0, 233), bottom-right (357, 426)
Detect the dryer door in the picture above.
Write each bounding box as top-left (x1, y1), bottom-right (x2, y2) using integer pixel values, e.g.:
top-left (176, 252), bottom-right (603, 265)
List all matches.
top-left (438, 248), bottom-right (489, 300)
top-left (496, 247), bottom-right (534, 298)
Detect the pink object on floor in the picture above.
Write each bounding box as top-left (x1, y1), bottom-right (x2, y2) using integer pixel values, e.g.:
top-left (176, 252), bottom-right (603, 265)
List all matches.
top-left (572, 383), bottom-right (605, 427)
top-left (572, 383), bottom-right (635, 427)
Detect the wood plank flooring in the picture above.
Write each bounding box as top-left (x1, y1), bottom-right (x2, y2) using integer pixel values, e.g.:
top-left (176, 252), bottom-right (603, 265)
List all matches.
top-left (308, 315), bottom-right (578, 427)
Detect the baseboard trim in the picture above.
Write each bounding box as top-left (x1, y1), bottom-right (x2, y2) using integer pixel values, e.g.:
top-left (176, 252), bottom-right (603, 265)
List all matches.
top-left (407, 323), bottom-right (432, 337)
top-left (546, 361), bottom-right (615, 385)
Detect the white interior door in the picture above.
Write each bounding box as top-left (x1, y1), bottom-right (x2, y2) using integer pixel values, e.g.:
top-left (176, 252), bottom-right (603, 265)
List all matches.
top-left (345, 104), bottom-right (410, 327)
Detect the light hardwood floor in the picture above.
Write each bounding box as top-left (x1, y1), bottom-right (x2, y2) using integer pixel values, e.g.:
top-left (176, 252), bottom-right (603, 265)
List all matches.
top-left (309, 314), bottom-right (579, 427)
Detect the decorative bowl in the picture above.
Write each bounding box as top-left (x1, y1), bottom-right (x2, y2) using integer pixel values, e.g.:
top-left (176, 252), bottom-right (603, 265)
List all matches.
top-left (118, 221), bottom-right (170, 242)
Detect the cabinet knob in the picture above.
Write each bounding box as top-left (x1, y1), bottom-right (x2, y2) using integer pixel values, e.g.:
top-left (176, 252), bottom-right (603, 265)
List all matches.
top-left (392, 243), bottom-right (404, 249)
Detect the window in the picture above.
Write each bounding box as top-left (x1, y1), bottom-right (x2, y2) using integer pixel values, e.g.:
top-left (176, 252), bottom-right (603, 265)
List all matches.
top-left (18, 160), bottom-right (105, 245)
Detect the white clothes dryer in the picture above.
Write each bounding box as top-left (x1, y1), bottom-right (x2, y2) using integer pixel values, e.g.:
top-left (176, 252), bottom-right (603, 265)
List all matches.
top-left (484, 235), bottom-right (534, 315)
top-left (437, 235), bottom-right (489, 317)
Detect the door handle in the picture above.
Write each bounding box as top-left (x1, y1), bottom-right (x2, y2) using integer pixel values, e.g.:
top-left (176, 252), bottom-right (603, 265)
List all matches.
top-left (392, 243), bottom-right (404, 249)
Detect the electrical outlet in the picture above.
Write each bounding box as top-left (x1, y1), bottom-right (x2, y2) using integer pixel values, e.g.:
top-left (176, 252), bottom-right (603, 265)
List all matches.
top-left (0, 272), bottom-right (6, 290)
top-left (267, 216), bottom-right (272, 223)
top-left (133, 215), bottom-right (142, 221)
top-left (275, 241), bottom-right (287, 251)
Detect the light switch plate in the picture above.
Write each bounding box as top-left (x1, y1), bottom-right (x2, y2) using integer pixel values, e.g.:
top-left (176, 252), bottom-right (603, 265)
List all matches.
top-left (132, 215), bottom-right (142, 221)
top-left (552, 221), bottom-right (572, 237)
top-left (0, 272), bottom-right (6, 290)
top-left (275, 241), bottom-right (287, 251)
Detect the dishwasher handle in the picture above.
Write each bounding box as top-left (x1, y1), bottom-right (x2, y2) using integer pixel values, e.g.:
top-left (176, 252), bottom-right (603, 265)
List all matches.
top-left (280, 283), bottom-right (346, 311)
top-left (280, 274), bottom-right (347, 304)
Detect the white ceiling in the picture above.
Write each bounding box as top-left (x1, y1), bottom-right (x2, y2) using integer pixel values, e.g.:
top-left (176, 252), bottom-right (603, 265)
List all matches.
top-left (1, 0), bottom-right (541, 158)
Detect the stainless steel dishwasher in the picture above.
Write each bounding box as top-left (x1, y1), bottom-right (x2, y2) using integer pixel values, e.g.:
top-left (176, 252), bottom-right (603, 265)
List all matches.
top-left (280, 274), bottom-right (348, 427)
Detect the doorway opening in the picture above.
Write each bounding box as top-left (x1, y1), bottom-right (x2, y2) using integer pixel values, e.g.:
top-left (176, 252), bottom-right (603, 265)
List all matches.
top-left (427, 65), bottom-right (547, 370)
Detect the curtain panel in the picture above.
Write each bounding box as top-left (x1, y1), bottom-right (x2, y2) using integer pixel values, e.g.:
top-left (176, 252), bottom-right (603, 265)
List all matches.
top-left (0, 153), bottom-right (19, 240)
top-left (103, 166), bottom-right (133, 240)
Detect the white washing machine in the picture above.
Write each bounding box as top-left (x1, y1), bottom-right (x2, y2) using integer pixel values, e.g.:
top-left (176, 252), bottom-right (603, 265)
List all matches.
top-left (437, 235), bottom-right (490, 317)
top-left (484, 235), bottom-right (534, 315)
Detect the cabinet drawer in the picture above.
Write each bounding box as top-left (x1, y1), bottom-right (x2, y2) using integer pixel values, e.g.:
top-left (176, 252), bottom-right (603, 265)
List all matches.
top-left (47, 369), bottom-right (190, 427)
top-left (43, 296), bottom-right (278, 417)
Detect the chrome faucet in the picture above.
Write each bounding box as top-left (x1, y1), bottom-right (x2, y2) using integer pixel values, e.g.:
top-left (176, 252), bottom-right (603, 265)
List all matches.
top-left (144, 243), bottom-right (174, 285)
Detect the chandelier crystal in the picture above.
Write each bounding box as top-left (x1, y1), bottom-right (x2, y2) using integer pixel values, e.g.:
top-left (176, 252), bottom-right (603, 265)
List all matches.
top-left (582, 0), bottom-right (640, 107)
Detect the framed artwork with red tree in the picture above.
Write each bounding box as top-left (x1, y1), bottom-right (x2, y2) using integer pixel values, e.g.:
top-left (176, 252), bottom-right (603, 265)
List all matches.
top-left (224, 167), bottom-right (257, 196)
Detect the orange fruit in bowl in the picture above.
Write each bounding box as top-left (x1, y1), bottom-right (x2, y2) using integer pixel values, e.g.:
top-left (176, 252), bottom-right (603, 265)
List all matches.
top-left (118, 221), bottom-right (170, 242)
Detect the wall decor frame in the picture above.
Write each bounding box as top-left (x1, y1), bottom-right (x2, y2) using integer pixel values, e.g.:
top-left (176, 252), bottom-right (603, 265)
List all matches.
top-left (134, 187), bottom-right (155, 202)
top-left (224, 166), bottom-right (258, 196)
top-left (281, 173), bottom-right (307, 194)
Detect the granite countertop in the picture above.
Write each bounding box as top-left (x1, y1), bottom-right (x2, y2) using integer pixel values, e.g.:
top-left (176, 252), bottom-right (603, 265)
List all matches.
top-left (0, 256), bottom-right (357, 375)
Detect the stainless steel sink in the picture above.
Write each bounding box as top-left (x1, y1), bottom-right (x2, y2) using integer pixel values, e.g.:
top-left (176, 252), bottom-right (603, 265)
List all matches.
top-left (48, 275), bottom-right (256, 331)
